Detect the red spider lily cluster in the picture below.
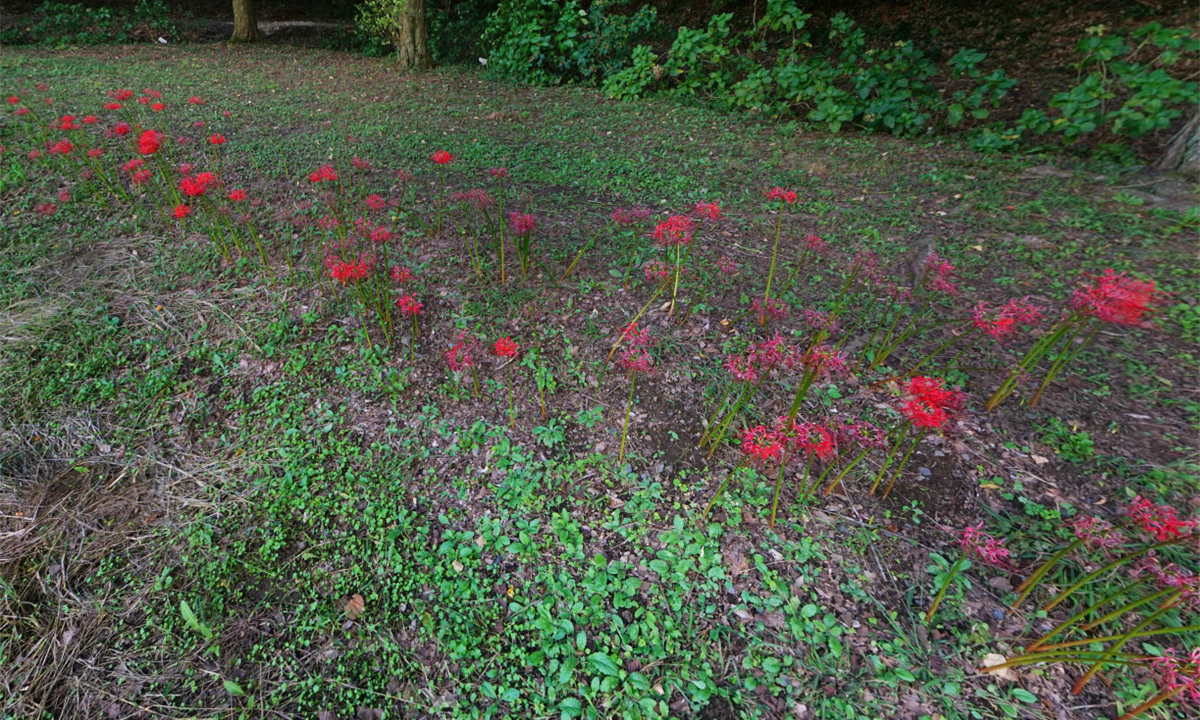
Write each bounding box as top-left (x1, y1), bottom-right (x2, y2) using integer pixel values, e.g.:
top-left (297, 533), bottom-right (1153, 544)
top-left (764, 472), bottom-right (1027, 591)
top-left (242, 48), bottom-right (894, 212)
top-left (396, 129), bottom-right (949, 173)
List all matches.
top-left (394, 294), bottom-right (423, 318)
top-left (1127, 496), bottom-right (1197, 541)
top-left (431, 150), bottom-right (453, 165)
top-left (751, 297), bottom-right (789, 321)
top-left (766, 186), bottom-right (798, 204)
top-left (958, 522), bottom-right (1010, 566)
top-left (493, 337), bottom-right (518, 359)
top-left (971, 297), bottom-right (1044, 341)
top-left (308, 164), bottom-right (339, 183)
top-left (445, 332), bottom-right (477, 372)
top-left (923, 253), bottom-right (958, 295)
top-left (900, 376), bottom-right (964, 431)
top-left (1071, 269), bottom-right (1164, 326)
top-left (693, 200), bottom-right (722, 220)
top-left (1149, 649), bottom-right (1199, 705)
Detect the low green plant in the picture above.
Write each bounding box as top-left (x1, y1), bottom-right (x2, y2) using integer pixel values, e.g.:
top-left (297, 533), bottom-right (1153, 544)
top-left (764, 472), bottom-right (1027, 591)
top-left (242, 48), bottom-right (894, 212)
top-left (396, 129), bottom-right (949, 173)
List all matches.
top-left (532, 417), bottom-right (566, 448)
top-left (1039, 418), bottom-right (1097, 464)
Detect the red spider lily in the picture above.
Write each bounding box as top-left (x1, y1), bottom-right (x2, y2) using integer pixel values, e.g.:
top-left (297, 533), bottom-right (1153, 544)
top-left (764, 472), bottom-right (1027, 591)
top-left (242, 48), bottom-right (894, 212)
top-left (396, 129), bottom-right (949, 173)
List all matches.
top-left (836, 420), bottom-right (889, 450)
top-left (900, 376), bottom-right (964, 431)
top-left (1149, 649), bottom-right (1200, 705)
top-left (959, 522), bottom-right (1011, 566)
top-left (15, 108), bottom-right (30, 116)
top-left (193, 121), bottom-right (206, 130)
top-left (83, 116), bottom-right (97, 124)
top-left (487, 167), bottom-right (508, 178)
top-left (453, 188), bottom-right (492, 210)
top-left (351, 155), bottom-right (371, 170)
top-left (36, 83), bottom-right (49, 91)
top-left (803, 309), bottom-right (840, 336)
top-left (105, 102), bottom-right (122, 110)
top-left (152, 103), bottom-right (166, 112)
top-left (228, 189), bottom-right (247, 202)
top-left (370, 227), bottom-right (392, 244)
top-left (137, 130), bottom-right (162, 155)
top-left (750, 297), bottom-right (789, 321)
top-left (800, 343), bottom-right (849, 380)
top-left (114, 122), bottom-right (131, 136)
top-left (1127, 496), bottom-right (1196, 542)
top-left (173, 204), bottom-right (191, 220)
top-left (781, 420), bottom-right (836, 461)
top-left (620, 321), bottom-right (652, 347)
top-left (1071, 269), bottom-right (1164, 326)
top-left (724, 355), bottom-right (760, 383)
top-left (619, 346), bottom-right (653, 374)
top-left (643, 260), bottom-right (669, 282)
top-left (694, 200), bottom-right (722, 220)
top-left (493, 337), bottom-right (518, 359)
top-left (365, 194), bottom-right (386, 211)
top-left (766, 186), bottom-right (798, 204)
top-left (48, 139), bottom-right (73, 155)
top-left (178, 163), bottom-right (194, 176)
top-left (742, 426), bottom-right (784, 463)
top-left (396, 169), bottom-right (413, 182)
top-left (111, 89), bottom-right (133, 101)
top-left (27, 149), bottom-right (42, 159)
top-left (34, 202), bottom-right (56, 216)
top-left (923, 253), bottom-right (958, 294)
top-left (1069, 516), bottom-right (1126, 549)
top-left (317, 216), bottom-right (340, 231)
top-left (803, 234), bottom-right (828, 253)
top-left (131, 169), bottom-right (152, 184)
top-left (7, 96), bottom-right (19, 104)
top-left (445, 333), bottom-right (477, 372)
top-left (750, 333), bottom-right (791, 369)
top-left (138, 97), bottom-right (150, 105)
top-left (326, 257), bottom-right (371, 284)
top-left (308, 164), bottom-right (339, 183)
top-left (431, 150), bottom-right (453, 165)
top-left (391, 266), bottom-right (413, 283)
top-left (122, 158), bottom-right (146, 173)
top-left (209, 134), bottom-right (226, 146)
top-left (652, 215), bottom-right (695, 247)
top-left (395, 294), bottom-right (423, 317)
top-left (180, 177), bottom-right (209, 197)
top-left (88, 148), bottom-right (103, 158)
top-left (188, 96), bottom-right (205, 105)
top-left (58, 188), bottom-right (70, 203)
top-left (716, 255), bottom-right (738, 275)
top-left (58, 115), bottom-right (80, 130)
top-left (972, 298), bottom-right (1044, 341)
top-left (508, 211), bottom-right (536, 235)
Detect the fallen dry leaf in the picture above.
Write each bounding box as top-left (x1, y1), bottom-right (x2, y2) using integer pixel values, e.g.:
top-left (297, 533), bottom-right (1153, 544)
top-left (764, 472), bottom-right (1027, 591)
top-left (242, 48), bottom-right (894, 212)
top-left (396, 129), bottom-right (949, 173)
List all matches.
top-left (981, 652), bottom-right (1016, 681)
top-left (344, 594), bottom-right (365, 620)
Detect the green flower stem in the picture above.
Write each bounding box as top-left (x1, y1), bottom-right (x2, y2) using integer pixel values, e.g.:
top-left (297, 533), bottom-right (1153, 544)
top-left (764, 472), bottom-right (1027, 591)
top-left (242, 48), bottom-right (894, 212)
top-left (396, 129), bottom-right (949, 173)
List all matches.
top-left (618, 372), bottom-right (636, 464)
top-left (704, 458), bottom-right (748, 518)
top-left (760, 210), bottom-right (785, 325)
top-left (925, 553), bottom-right (969, 623)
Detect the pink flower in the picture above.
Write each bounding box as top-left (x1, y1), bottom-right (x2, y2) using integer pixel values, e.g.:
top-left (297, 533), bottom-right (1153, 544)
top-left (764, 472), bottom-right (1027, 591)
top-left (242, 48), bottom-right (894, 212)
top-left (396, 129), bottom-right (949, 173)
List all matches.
top-left (391, 266), bottom-right (413, 283)
top-left (15, 107), bottom-right (30, 116)
top-left (716, 255), bottom-right (738, 275)
top-left (1127, 497), bottom-right (1196, 542)
top-left (431, 150), bottom-right (453, 165)
top-left (396, 169), bottom-right (413, 182)
top-left (178, 163), bottom-right (194, 176)
top-left (620, 321), bottom-right (651, 347)
top-left (1069, 516), bottom-right (1126, 549)
top-left (959, 522), bottom-right (1010, 566)
top-left (122, 158), bottom-right (146, 173)
top-left (972, 298), bottom-right (1044, 341)
top-left (803, 234), bottom-right (828, 254)
top-left (445, 333), bottom-right (476, 372)
top-left (395, 294), bottom-right (423, 317)
top-left (351, 155), bottom-right (371, 170)
top-left (173, 204), bottom-right (191, 220)
top-left (131, 169), bottom-right (152, 185)
top-left (766, 187), bottom-right (798, 204)
top-left (1149, 649), bottom-right (1199, 704)
top-left (453, 188), bottom-right (492, 210)
top-left (1071, 269), bottom-right (1163, 327)
top-left (365, 194), bottom-right (386, 210)
top-left (693, 200), bottom-right (722, 220)
top-left (652, 215), bottom-right (695, 247)
top-left (493, 337), bottom-right (518, 359)
top-left (28, 149), bottom-right (42, 160)
top-left (35, 202), bottom-right (56, 216)
top-left (803, 309), bottom-right (839, 336)
top-left (724, 355), bottom-right (760, 384)
top-left (188, 96), bottom-right (205, 105)
top-left (88, 148), bottom-right (104, 158)
top-left (487, 167), bottom-right (508, 178)
top-left (370, 226), bottom-right (392, 244)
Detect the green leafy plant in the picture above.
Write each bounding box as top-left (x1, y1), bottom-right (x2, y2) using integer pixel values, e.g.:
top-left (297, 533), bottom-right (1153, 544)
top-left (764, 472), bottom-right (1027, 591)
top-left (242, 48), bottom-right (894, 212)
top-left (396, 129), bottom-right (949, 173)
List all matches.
top-left (532, 418), bottom-right (566, 448)
top-left (1039, 418), bottom-right (1096, 464)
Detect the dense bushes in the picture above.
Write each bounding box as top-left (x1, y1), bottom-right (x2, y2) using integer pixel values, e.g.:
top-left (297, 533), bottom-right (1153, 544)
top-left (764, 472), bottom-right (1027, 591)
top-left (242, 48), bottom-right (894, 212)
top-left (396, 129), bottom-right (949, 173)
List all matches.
top-left (0, 0), bottom-right (177, 46)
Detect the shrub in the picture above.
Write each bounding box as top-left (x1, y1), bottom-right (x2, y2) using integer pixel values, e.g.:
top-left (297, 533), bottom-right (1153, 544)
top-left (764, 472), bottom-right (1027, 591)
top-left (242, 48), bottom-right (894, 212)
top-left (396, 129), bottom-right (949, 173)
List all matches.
top-left (5, 0), bottom-right (177, 46)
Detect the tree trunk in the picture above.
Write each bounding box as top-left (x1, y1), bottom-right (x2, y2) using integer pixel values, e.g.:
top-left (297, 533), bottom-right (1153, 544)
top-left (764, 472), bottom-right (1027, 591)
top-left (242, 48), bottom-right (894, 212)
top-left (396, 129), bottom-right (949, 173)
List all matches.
top-left (230, 0), bottom-right (260, 43)
top-left (393, 0), bottom-right (432, 70)
top-left (1154, 110), bottom-right (1199, 180)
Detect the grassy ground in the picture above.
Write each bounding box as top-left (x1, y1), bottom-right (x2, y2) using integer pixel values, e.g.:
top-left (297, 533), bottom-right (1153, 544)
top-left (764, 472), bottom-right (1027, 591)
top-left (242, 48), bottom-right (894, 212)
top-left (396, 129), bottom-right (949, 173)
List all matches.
top-left (1, 44), bottom-right (1197, 719)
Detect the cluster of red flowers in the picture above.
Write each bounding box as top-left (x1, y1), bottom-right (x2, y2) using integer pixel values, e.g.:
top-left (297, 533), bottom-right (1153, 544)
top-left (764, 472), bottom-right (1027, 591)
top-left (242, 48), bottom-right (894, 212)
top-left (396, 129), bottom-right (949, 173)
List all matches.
top-left (509, 211), bottom-right (536, 235)
top-left (137, 130), bottom-right (162, 155)
top-left (445, 332), bottom-right (476, 372)
top-left (693, 200), bottom-right (722, 220)
top-left (47, 139), bottom-right (73, 155)
top-left (180, 171), bottom-right (217, 198)
top-left (391, 266), bottom-right (414, 283)
top-left (612, 206), bottom-right (651, 226)
top-left (326, 256), bottom-right (372, 284)
top-left (971, 297), bottom-right (1044, 341)
top-left (1071, 269), bottom-right (1163, 327)
top-left (493, 336), bottom-right (518, 359)
top-left (228, 189), bottom-right (247, 202)
top-left (652, 215), bottom-right (695, 247)
top-left (642, 259), bottom-right (669, 282)
top-left (766, 186), bottom-right (798, 204)
top-left (750, 297), bottom-right (790, 321)
top-left (716, 255), bottom-right (738, 275)
top-left (308, 164), bottom-right (339, 183)
top-left (34, 202), bottom-right (56, 216)
top-left (209, 134), bottom-right (226, 146)
top-left (900, 376), bottom-right (964, 430)
top-left (452, 188), bottom-right (492, 210)
top-left (741, 417), bottom-right (837, 464)
top-left (618, 321), bottom-right (654, 374)
top-left (487, 166), bottom-right (508, 179)
top-left (395, 294), bottom-right (423, 317)
top-left (800, 343), bottom-right (849, 380)
top-left (365, 194), bottom-right (387, 211)
top-left (1069, 515), bottom-right (1126, 550)
top-left (173, 204), bottom-right (191, 220)
top-left (803, 234), bottom-right (828, 254)
top-left (431, 150), bottom-right (453, 165)
top-left (803, 308), bottom-right (840, 337)
top-left (1127, 496), bottom-right (1196, 542)
top-left (1149, 648), bottom-right (1199, 704)
top-left (57, 115), bottom-right (80, 131)
top-left (351, 155), bottom-right (371, 170)
top-left (958, 522), bottom-right (1010, 566)
top-left (923, 253), bottom-right (958, 295)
